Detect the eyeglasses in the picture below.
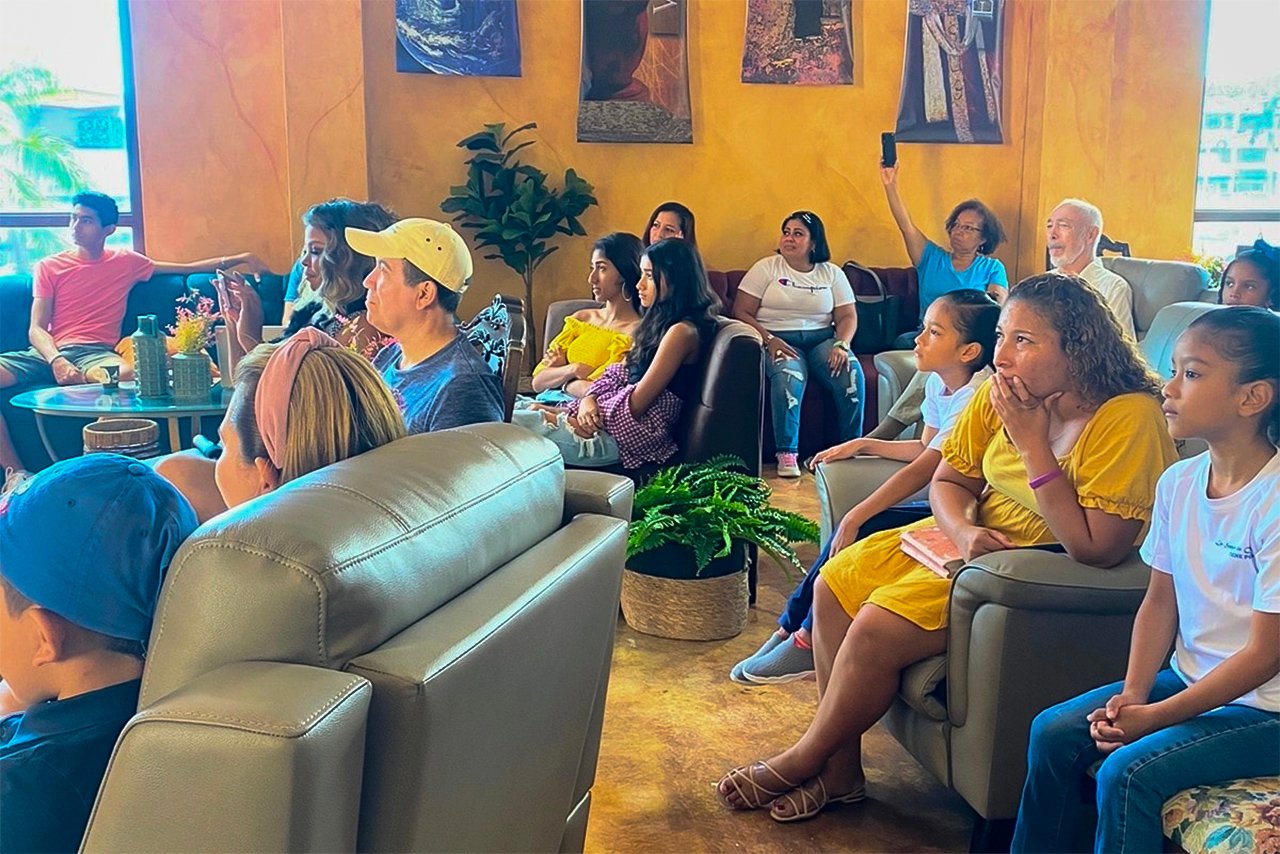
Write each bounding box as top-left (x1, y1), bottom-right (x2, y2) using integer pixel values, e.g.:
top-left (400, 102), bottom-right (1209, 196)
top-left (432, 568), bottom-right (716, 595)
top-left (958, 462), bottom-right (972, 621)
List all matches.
top-left (949, 223), bottom-right (983, 234)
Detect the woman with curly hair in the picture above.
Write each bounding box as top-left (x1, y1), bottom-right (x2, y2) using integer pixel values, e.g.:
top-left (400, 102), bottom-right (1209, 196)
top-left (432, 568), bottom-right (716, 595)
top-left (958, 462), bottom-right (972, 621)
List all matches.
top-left (717, 272), bottom-right (1179, 824)
top-left (217, 199), bottom-right (397, 369)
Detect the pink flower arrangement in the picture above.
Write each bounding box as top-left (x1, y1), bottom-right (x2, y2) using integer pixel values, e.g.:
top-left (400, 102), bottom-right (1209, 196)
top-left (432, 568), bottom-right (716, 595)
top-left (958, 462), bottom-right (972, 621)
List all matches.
top-left (169, 290), bottom-right (221, 355)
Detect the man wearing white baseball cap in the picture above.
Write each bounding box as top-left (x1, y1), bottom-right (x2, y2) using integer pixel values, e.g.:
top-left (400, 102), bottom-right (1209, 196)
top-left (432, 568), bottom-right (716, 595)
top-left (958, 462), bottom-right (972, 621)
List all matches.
top-left (347, 218), bottom-right (503, 434)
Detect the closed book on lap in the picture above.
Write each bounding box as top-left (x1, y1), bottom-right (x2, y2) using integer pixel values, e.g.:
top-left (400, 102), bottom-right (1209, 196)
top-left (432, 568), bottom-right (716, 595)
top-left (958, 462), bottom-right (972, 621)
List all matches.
top-left (900, 527), bottom-right (963, 578)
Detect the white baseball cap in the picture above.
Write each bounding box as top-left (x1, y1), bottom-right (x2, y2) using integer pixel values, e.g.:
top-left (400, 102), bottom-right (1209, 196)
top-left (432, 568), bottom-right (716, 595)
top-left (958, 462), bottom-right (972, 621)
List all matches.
top-left (346, 217), bottom-right (474, 294)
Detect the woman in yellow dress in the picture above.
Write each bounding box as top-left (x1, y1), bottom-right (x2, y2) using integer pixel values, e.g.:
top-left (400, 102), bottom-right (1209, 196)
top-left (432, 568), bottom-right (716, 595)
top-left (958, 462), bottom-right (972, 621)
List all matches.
top-left (530, 232), bottom-right (643, 402)
top-left (717, 272), bottom-right (1180, 823)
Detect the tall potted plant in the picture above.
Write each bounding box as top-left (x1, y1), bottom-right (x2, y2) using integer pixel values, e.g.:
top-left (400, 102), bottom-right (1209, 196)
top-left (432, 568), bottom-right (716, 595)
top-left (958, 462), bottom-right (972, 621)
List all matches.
top-left (624, 456), bottom-right (820, 641)
top-left (441, 122), bottom-right (598, 359)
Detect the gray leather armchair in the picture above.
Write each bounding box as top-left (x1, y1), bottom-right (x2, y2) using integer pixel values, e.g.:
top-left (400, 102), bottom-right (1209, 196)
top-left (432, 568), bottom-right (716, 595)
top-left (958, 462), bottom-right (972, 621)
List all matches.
top-left (83, 424), bottom-right (633, 852)
top-left (813, 301), bottom-right (1221, 824)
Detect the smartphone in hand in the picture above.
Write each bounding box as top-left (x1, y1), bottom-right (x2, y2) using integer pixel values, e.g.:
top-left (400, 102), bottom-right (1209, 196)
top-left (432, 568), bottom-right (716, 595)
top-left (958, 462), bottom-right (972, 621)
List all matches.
top-left (881, 132), bottom-right (897, 167)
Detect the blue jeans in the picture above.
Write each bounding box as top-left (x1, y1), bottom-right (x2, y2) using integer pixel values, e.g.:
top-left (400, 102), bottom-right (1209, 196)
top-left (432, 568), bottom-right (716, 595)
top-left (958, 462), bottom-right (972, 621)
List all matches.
top-left (1012, 669), bottom-right (1280, 853)
top-left (778, 503), bottom-right (931, 634)
top-left (765, 329), bottom-right (865, 454)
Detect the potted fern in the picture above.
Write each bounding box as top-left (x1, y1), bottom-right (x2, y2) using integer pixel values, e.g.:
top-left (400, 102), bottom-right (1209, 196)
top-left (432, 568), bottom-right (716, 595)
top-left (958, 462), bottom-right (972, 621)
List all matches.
top-left (623, 456), bottom-right (819, 641)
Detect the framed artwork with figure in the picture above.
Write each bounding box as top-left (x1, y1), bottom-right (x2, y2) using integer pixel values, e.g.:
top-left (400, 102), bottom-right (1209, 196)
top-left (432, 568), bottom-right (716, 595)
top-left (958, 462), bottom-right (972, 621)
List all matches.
top-left (741, 0), bottom-right (854, 85)
top-left (894, 0), bottom-right (1004, 144)
top-left (577, 0), bottom-right (693, 144)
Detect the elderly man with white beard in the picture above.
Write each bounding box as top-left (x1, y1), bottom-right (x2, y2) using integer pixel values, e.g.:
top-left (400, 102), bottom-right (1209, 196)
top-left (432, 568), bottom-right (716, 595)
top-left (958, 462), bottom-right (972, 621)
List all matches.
top-left (1045, 199), bottom-right (1135, 341)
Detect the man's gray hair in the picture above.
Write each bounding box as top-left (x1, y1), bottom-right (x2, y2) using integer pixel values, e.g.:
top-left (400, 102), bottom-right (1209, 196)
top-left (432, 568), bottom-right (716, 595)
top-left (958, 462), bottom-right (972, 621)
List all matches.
top-left (1056, 198), bottom-right (1104, 251)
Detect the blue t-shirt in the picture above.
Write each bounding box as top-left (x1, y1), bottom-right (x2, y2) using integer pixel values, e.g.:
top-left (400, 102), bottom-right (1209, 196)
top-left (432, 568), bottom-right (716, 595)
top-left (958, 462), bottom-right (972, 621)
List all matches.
top-left (0, 679), bottom-right (141, 853)
top-left (916, 240), bottom-right (1008, 320)
top-left (283, 259), bottom-right (304, 302)
top-left (374, 333), bottom-right (504, 434)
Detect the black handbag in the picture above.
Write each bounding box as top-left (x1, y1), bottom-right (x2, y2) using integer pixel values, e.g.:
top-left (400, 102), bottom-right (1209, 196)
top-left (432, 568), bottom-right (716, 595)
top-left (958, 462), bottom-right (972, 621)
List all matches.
top-left (846, 262), bottom-right (901, 353)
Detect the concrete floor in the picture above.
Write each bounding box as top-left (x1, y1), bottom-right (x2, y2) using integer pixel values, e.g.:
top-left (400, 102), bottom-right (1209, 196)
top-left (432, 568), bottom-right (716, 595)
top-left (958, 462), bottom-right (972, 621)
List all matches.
top-left (584, 468), bottom-right (973, 853)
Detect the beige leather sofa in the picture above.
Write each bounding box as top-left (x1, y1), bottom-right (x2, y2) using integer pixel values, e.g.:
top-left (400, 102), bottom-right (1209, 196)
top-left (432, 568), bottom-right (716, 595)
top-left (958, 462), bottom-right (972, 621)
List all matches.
top-left (82, 424), bottom-right (634, 853)
top-left (875, 257), bottom-right (1212, 429)
top-left (813, 301), bottom-right (1222, 824)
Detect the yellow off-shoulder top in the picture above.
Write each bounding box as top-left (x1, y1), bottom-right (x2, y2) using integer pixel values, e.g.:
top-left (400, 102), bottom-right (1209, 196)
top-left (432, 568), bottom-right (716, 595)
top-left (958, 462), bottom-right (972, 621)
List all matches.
top-left (532, 316), bottom-right (634, 381)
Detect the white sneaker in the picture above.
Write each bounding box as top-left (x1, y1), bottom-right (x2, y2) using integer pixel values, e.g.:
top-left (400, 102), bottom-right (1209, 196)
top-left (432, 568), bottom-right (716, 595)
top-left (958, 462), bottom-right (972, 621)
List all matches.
top-left (776, 452), bottom-right (801, 478)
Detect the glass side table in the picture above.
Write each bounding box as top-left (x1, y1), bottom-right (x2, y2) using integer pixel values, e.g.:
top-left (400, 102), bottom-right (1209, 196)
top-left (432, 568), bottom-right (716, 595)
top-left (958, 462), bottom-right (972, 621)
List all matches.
top-left (9, 382), bottom-right (228, 462)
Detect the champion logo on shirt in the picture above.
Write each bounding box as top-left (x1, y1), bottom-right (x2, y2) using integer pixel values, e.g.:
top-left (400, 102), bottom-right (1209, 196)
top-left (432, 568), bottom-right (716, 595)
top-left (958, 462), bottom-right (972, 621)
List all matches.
top-left (1214, 538), bottom-right (1255, 562)
top-left (777, 277), bottom-right (826, 293)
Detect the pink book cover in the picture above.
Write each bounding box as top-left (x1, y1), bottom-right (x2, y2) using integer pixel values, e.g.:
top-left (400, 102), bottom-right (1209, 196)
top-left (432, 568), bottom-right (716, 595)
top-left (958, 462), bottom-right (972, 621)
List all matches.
top-left (900, 527), bottom-right (964, 578)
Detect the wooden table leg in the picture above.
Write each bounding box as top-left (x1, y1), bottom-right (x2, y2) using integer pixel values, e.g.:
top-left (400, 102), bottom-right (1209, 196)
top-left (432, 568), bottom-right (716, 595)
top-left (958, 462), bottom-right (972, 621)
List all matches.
top-left (167, 418), bottom-right (182, 453)
top-left (34, 413), bottom-right (61, 463)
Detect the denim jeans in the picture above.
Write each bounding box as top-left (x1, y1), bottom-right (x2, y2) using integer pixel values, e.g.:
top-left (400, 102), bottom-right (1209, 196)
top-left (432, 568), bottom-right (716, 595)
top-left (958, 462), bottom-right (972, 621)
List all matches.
top-left (765, 329), bottom-right (865, 454)
top-left (510, 407), bottom-right (620, 467)
top-left (778, 503), bottom-right (932, 634)
top-left (1012, 669), bottom-right (1280, 853)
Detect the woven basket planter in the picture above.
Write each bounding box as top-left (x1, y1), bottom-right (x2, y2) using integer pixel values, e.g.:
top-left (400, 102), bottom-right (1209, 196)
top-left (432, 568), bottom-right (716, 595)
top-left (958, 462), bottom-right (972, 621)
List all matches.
top-left (620, 542), bottom-right (748, 641)
top-left (83, 418), bottom-right (160, 460)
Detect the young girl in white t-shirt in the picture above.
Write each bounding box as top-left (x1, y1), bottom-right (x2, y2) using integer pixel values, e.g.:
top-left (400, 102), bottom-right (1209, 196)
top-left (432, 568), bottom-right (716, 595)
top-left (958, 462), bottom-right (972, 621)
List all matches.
top-left (1013, 306), bottom-right (1280, 853)
top-left (732, 290), bottom-right (1001, 684)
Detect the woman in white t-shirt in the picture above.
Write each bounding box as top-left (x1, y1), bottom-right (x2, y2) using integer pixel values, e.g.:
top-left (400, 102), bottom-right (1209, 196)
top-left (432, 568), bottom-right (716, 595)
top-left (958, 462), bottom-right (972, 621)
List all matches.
top-left (1013, 307), bottom-right (1280, 853)
top-left (732, 211), bottom-right (862, 477)
top-left (730, 290), bottom-right (1000, 685)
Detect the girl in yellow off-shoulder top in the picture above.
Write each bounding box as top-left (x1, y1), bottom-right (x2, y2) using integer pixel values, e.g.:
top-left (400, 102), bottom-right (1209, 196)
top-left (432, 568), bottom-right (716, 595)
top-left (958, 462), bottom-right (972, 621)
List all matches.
top-left (530, 232), bottom-right (643, 402)
top-left (717, 273), bottom-right (1180, 825)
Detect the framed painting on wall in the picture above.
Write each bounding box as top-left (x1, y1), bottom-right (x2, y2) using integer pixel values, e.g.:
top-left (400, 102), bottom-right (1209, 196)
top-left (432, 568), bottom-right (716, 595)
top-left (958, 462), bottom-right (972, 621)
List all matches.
top-left (577, 0), bottom-right (693, 144)
top-left (396, 0), bottom-right (522, 77)
top-left (894, 0), bottom-right (1004, 143)
top-left (741, 0), bottom-right (854, 85)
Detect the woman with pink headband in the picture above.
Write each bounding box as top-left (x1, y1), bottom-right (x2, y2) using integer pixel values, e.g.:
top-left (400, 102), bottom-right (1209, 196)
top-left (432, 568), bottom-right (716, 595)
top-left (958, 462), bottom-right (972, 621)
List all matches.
top-left (159, 328), bottom-right (405, 517)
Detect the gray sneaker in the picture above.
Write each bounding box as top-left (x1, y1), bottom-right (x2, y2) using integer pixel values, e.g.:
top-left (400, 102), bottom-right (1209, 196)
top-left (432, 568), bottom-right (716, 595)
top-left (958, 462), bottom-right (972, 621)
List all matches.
top-left (730, 631), bottom-right (788, 684)
top-left (742, 638), bottom-right (815, 684)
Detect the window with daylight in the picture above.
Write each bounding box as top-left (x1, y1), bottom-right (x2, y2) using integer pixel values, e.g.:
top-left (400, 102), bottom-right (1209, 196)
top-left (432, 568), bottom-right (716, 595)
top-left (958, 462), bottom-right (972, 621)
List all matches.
top-left (1192, 0), bottom-right (1280, 261)
top-left (0, 0), bottom-right (142, 275)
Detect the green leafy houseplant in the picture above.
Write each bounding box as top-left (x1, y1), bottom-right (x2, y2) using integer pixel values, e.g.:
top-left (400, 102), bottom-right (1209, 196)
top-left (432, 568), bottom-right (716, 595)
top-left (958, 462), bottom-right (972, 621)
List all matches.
top-left (627, 456), bottom-right (820, 580)
top-left (441, 122), bottom-right (598, 358)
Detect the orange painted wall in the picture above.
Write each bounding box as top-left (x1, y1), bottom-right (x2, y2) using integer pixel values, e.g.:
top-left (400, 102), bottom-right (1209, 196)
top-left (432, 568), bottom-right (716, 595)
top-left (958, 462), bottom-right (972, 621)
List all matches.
top-left (129, 0), bottom-right (368, 268)
top-left (132, 0), bottom-right (1208, 327)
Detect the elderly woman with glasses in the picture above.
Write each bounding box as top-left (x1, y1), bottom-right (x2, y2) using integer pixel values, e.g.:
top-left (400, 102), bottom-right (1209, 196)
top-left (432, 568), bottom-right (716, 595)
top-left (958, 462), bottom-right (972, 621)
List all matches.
top-left (732, 210), bottom-right (863, 477)
top-left (881, 159), bottom-right (1008, 348)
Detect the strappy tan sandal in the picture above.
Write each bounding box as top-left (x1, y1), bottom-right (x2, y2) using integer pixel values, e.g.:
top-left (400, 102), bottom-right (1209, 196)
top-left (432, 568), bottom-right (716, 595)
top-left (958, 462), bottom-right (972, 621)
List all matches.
top-left (769, 776), bottom-right (867, 823)
top-left (715, 760), bottom-right (797, 810)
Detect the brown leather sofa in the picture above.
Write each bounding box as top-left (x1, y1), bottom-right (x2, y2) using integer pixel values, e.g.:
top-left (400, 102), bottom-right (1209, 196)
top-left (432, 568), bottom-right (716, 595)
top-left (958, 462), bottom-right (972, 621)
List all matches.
top-left (82, 424), bottom-right (634, 852)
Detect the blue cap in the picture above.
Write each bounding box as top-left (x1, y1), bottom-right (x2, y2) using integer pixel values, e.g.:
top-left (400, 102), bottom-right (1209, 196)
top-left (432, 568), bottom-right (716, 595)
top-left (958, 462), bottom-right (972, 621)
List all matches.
top-left (0, 454), bottom-right (199, 644)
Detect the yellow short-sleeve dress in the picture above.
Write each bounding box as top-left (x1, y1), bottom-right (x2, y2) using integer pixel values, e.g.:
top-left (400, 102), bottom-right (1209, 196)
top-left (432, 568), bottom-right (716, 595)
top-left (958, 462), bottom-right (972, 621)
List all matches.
top-left (532, 316), bottom-right (633, 382)
top-left (818, 379), bottom-right (1178, 630)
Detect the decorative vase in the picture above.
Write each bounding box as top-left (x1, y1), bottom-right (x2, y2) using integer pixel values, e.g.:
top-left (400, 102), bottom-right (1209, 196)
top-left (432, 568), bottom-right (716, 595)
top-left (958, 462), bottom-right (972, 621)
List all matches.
top-left (620, 542), bottom-right (749, 641)
top-left (132, 315), bottom-right (169, 401)
top-left (171, 352), bottom-right (212, 403)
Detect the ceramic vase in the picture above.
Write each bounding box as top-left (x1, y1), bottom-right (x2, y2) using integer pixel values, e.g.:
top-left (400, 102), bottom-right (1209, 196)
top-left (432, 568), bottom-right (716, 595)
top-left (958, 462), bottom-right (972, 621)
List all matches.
top-left (171, 352), bottom-right (212, 403)
top-left (132, 315), bottom-right (169, 401)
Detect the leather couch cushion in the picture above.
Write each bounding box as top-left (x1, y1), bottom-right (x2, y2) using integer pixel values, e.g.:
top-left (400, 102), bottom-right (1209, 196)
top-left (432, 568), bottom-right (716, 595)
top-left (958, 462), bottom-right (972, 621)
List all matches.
top-left (898, 653), bottom-right (948, 721)
top-left (1102, 257), bottom-right (1208, 335)
top-left (140, 424), bottom-right (565, 706)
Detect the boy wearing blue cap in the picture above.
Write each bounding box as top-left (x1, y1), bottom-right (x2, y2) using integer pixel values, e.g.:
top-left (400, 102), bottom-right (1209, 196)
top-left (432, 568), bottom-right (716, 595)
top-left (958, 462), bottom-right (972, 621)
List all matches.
top-left (0, 454), bottom-right (198, 853)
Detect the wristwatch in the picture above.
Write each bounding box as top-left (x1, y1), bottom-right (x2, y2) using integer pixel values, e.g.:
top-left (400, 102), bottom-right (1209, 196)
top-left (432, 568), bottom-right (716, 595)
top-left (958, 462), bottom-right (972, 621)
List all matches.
top-left (832, 339), bottom-right (851, 353)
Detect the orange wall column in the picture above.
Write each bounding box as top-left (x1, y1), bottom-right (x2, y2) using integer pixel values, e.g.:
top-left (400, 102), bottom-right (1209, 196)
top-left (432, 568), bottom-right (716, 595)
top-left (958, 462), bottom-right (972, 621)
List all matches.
top-left (129, 0), bottom-right (293, 266)
top-left (280, 0), bottom-right (370, 254)
top-left (130, 0), bottom-right (370, 270)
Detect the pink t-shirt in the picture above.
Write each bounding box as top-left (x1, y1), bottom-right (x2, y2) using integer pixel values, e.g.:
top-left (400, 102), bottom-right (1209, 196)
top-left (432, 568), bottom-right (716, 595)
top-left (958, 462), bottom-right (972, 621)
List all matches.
top-left (32, 249), bottom-right (155, 348)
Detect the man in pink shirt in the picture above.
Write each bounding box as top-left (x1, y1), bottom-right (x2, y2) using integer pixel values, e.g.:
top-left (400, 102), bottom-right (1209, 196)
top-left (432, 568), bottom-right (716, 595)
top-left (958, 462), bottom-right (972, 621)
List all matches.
top-left (1, 191), bottom-right (263, 476)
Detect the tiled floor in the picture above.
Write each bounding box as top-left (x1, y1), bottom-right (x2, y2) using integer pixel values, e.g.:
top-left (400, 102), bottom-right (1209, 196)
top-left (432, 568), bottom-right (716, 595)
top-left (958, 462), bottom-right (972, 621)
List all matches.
top-left (584, 467), bottom-right (972, 853)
